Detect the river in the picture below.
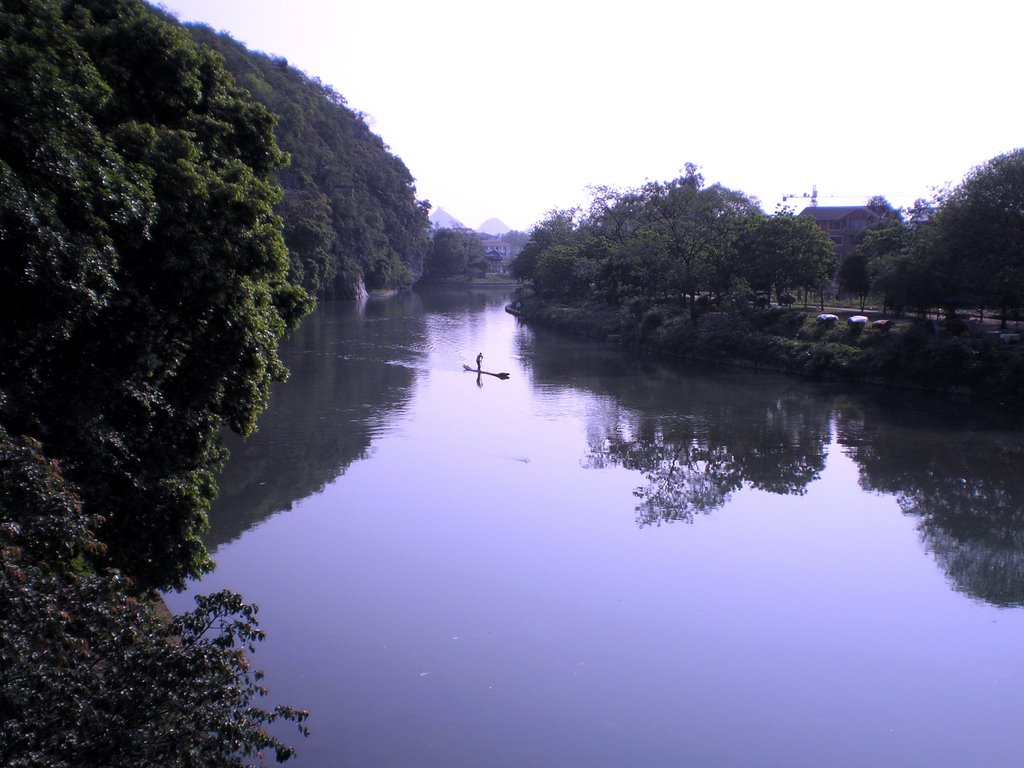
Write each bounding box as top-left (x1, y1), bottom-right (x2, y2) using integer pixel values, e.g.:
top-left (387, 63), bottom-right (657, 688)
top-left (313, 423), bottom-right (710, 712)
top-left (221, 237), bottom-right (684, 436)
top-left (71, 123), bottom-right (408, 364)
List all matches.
top-left (165, 287), bottom-right (1024, 767)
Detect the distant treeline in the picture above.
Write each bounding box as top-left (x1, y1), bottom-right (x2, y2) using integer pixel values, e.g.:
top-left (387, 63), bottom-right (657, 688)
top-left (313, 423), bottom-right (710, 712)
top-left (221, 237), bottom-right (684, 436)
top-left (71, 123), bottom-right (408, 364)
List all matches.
top-left (183, 22), bottom-right (430, 299)
top-left (513, 154), bottom-right (1024, 325)
top-left (510, 160), bottom-right (1024, 400)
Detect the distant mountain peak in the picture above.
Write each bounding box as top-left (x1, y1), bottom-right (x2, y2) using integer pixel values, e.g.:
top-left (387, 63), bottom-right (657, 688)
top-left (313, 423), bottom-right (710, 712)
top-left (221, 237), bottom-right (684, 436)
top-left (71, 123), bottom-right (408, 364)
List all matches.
top-left (477, 217), bottom-right (511, 235)
top-left (428, 207), bottom-right (467, 230)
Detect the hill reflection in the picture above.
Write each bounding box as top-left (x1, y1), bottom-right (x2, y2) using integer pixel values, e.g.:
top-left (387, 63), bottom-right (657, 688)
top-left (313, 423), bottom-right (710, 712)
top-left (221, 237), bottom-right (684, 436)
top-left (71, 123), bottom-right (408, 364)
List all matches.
top-left (205, 296), bottom-right (425, 548)
top-left (206, 288), bottom-right (512, 549)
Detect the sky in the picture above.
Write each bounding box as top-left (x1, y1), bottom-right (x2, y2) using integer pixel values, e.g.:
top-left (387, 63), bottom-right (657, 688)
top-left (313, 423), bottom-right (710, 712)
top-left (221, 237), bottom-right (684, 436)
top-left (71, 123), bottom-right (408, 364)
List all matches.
top-left (155, 0), bottom-right (1023, 233)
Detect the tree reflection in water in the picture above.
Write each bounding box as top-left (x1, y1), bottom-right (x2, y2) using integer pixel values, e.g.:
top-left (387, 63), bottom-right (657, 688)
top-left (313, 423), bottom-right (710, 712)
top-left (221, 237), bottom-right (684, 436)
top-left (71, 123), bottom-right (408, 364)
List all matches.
top-left (208, 294), bottom-right (1024, 609)
top-left (583, 400), bottom-right (830, 527)
top-left (571, 350), bottom-right (1024, 607)
top-left (839, 404), bottom-right (1024, 607)
top-left (586, 430), bottom-right (742, 525)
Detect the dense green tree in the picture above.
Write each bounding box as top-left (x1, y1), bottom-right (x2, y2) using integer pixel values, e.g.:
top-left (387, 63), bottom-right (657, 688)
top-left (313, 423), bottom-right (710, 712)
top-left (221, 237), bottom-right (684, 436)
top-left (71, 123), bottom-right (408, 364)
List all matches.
top-left (859, 220), bottom-right (944, 316)
top-left (585, 184), bottom-right (654, 245)
top-left (279, 185), bottom-right (337, 294)
top-left (595, 231), bottom-right (665, 307)
top-left (932, 148), bottom-right (1024, 324)
top-left (904, 197), bottom-right (937, 227)
top-left (581, 188), bottom-right (663, 306)
top-left (0, 428), bottom-right (308, 767)
top-left (865, 194), bottom-right (904, 222)
top-left (0, 0), bottom-right (311, 589)
top-left (645, 167), bottom-right (759, 316)
top-left (423, 228), bottom-right (484, 278)
top-left (863, 237), bottom-right (913, 316)
top-left (533, 243), bottom-right (599, 300)
top-left (0, 1), bottom-right (311, 760)
top-left (518, 172), bottom-right (760, 312)
top-left (791, 215), bottom-right (840, 308)
top-left (739, 211), bottom-right (836, 306)
top-left (644, 167), bottom-right (712, 309)
top-left (838, 251), bottom-right (872, 310)
top-left (511, 208), bottom-right (580, 285)
top-left (515, 169), bottom-right (859, 318)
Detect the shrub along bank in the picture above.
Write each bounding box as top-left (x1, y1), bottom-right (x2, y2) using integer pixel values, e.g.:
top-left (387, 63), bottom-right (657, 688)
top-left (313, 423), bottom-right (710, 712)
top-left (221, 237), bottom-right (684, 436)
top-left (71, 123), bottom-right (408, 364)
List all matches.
top-left (511, 295), bottom-right (1024, 405)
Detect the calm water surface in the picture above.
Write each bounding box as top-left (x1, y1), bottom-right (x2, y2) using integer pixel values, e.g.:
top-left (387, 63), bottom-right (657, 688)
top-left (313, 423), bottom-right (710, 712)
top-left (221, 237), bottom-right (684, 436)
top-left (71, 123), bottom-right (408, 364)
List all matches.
top-left (165, 289), bottom-right (1024, 767)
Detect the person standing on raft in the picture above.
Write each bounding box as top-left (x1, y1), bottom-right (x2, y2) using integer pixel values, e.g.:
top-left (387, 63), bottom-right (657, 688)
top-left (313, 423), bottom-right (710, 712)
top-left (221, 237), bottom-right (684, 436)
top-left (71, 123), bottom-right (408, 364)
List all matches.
top-left (476, 352), bottom-right (483, 372)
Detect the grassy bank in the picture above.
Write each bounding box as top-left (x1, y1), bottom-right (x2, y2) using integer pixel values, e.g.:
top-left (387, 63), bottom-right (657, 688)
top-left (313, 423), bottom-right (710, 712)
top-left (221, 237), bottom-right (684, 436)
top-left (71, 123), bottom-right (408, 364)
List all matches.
top-left (510, 295), bottom-right (1024, 406)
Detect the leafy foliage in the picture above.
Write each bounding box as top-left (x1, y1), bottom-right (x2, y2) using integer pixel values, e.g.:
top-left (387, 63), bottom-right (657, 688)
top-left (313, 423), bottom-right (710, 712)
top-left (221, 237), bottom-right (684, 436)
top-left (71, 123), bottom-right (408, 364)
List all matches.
top-left (513, 167), bottom-right (812, 315)
top-left (644, 167), bottom-right (761, 315)
top-left (860, 220), bottom-right (945, 317)
top-left (0, 0), bottom-right (312, 590)
top-left (513, 148), bottom-right (1024, 356)
top-left (0, 430), bottom-right (308, 767)
top-left (278, 187), bottom-right (336, 291)
top-left (422, 228), bottom-right (484, 279)
top-left (1, 2), bottom-right (312, 760)
top-left (933, 148), bottom-right (1024, 322)
top-left (737, 211), bottom-right (836, 305)
top-left (511, 208), bottom-right (580, 285)
top-left (183, 24), bottom-right (430, 298)
top-left (837, 251), bottom-right (871, 310)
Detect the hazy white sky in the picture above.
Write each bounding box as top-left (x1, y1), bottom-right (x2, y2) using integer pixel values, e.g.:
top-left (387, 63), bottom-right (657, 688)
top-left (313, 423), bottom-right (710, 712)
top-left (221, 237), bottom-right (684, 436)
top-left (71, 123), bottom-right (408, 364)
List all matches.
top-left (156, 0), bottom-right (1021, 232)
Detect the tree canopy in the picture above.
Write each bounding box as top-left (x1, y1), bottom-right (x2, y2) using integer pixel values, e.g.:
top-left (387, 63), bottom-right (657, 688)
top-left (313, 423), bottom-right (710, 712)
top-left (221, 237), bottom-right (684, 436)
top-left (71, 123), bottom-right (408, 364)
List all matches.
top-left (0, 428), bottom-right (309, 766)
top-left (0, 0), bottom-right (318, 762)
top-left (837, 251), bottom-right (871, 310)
top-left (422, 228), bottom-right (485, 279)
top-left (512, 167), bottom-right (832, 315)
top-left (0, 0), bottom-right (316, 590)
top-left (933, 148), bottom-right (1024, 322)
top-left (514, 150), bottom-right (1024, 327)
top-left (739, 211), bottom-right (836, 306)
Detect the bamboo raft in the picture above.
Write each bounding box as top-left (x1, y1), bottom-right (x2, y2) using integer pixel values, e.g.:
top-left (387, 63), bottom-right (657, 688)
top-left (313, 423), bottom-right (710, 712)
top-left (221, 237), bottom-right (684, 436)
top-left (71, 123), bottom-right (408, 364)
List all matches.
top-left (463, 364), bottom-right (510, 380)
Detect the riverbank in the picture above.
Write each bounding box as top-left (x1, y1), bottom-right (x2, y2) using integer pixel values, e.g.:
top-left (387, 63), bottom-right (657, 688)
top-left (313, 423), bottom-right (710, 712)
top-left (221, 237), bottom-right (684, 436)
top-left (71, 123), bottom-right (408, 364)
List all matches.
top-left (415, 275), bottom-right (517, 289)
top-left (509, 295), bottom-right (1024, 406)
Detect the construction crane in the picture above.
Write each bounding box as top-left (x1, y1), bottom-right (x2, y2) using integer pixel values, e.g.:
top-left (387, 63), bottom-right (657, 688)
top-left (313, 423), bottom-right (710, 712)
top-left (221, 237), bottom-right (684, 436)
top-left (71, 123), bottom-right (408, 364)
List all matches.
top-left (782, 184), bottom-right (818, 206)
top-left (781, 186), bottom-right (884, 208)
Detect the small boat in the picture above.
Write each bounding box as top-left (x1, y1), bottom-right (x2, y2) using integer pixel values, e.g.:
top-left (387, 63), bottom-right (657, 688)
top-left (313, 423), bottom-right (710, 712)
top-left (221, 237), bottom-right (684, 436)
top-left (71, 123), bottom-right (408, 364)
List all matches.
top-left (463, 364), bottom-right (510, 380)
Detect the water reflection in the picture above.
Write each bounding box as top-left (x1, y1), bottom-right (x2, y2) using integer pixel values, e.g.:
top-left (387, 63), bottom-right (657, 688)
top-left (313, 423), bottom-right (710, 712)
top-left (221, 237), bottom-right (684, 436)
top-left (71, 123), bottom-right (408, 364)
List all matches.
top-left (520, 323), bottom-right (1024, 605)
top-left (838, 400), bottom-right (1024, 606)
top-left (207, 296), bottom-right (425, 548)
top-left (207, 288), bottom-right (515, 549)
top-left (582, 402), bottom-right (831, 526)
top-left (210, 293), bottom-right (1024, 607)
top-left (519, 326), bottom-right (831, 525)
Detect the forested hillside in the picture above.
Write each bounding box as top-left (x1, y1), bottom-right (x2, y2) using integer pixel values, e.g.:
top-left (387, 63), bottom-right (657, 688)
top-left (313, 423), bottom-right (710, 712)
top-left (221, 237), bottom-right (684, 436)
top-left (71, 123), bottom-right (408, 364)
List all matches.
top-left (184, 22), bottom-right (430, 298)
